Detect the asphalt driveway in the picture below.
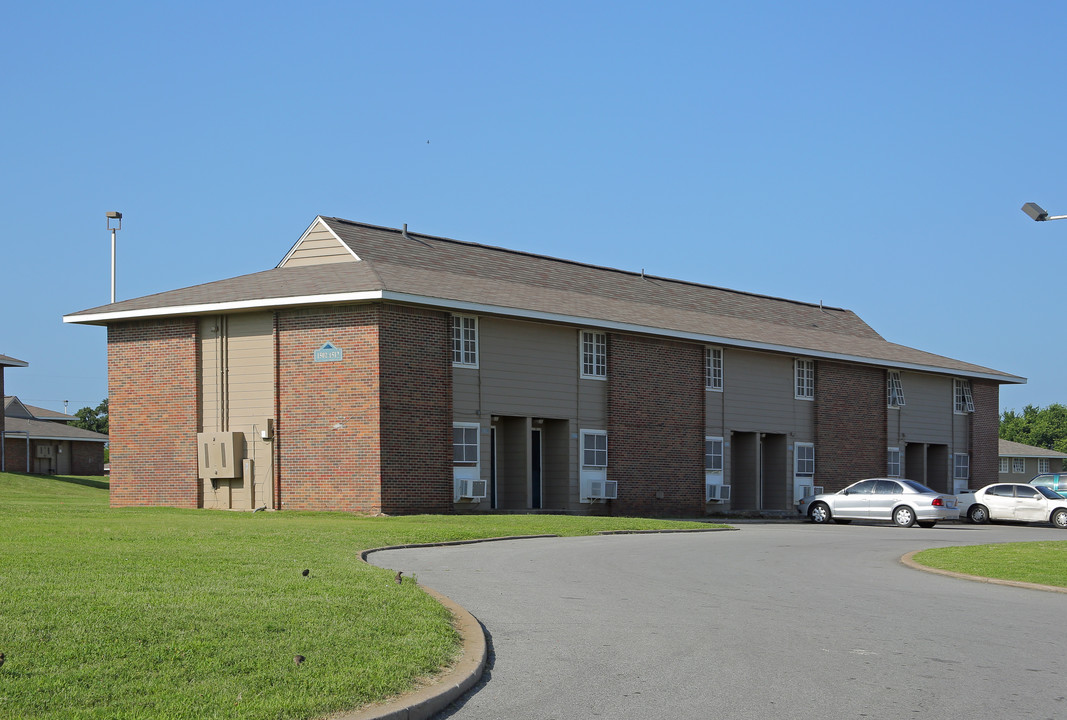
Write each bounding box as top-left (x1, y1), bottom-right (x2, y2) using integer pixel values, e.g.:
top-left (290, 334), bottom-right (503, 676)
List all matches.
top-left (369, 522), bottom-right (1067, 720)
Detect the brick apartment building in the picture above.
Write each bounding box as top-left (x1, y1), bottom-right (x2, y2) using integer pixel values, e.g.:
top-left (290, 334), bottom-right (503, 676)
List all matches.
top-left (64, 217), bottom-right (1023, 515)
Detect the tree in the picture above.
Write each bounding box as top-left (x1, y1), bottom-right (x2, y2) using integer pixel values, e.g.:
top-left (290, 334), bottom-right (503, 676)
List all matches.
top-left (70, 398), bottom-right (108, 435)
top-left (1000, 403), bottom-right (1067, 454)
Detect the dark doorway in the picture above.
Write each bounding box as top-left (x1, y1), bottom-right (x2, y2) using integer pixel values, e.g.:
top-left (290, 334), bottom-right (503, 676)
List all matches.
top-left (531, 428), bottom-right (542, 509)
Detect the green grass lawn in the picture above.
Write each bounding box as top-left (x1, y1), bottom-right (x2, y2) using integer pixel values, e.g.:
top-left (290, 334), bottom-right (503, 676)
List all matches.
top-left (0, 472), bottom-right (720, 720)
top-left (912, 542), bottom-right (1067, 588)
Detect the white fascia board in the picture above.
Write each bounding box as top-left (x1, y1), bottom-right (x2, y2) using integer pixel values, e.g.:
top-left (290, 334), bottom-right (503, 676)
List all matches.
top-left (276, 216), bottom-right (361, 268)
top-left (63, 291), bottom-right (385, 325)
top-left (380, 292), bottom-right (1026, 385)
top-left (1, 358), bottom-right (28, 367)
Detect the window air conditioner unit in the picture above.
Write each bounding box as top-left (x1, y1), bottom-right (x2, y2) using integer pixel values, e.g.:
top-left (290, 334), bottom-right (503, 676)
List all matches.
top-left (458, 479), bottom-right (487, 500)
top-left (706, 483), bottom-right (731, 502)
top-left (799, 485), bottom-right (824, 498)
top-left (588, 480), bottom-right (618, 500)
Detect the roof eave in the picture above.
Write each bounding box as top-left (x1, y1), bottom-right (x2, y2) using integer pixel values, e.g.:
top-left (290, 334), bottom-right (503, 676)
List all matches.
top-left (62, 288), bottom-right (1023, 384)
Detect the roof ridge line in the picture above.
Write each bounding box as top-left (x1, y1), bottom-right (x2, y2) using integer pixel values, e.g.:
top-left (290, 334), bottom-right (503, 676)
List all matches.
top-left (321, 216), bottom-right (851, 314)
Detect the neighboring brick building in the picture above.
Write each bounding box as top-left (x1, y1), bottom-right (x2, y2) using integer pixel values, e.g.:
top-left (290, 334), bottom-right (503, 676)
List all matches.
top-left (64, 217), bottom-right (1024, 515)
top-left (2, 395), bottom-right (108, 475)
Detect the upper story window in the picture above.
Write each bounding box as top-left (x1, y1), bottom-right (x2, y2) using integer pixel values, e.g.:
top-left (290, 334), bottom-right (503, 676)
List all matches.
top-left (453, 423), bottom-right (479, 464)
top-left (705, 347), bottom-right (723, 391)
top-left (1039, 458), bottom-right (1051, 473)
top-left (954, 453), bottom-right (970, 480)
top-left (452, 315), bottom-right (478, 367)
top-left (582, 431), bottom-right (608, 467)
top-left (1012, 457), bottom-right (1025, 474)
top-left (705, 437), bottom-right (724, 472)
top-left (999, 457), bottom-right (1009, 473)
top-left (887, 371), bottom-right (906, 408)
top-left (887, 447), bottom-right (901, 477)
top-left (581, 331), bottom-right (607, 379)
top-left (794, 359), bottom-right (814, 400)
top-left (953, 378), bottom-right (974, 413)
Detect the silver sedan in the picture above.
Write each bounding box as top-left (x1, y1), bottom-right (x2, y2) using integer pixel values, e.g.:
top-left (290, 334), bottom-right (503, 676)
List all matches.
top-left (797, 478), bottom-right (959, 528)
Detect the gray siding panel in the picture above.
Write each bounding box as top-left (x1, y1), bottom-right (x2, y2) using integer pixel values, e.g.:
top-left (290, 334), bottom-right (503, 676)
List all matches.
top-left (723, 350), bottom-right (812, 437)
top-left (898, 372), bottom-right (952, 443)
top-left (477, 318), bottom-right (598, 420)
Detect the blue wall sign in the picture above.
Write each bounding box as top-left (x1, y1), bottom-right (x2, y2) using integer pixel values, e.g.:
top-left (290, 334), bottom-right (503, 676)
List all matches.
top-left (314, 342), bottom-right (343, 362)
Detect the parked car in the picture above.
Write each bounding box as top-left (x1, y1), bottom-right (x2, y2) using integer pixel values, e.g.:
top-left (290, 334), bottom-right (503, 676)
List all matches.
top-left (957, 483), bottom-right (1067, 528)
top-left (796, 478), bottom-right (959, 527)
top-left (1030, 473), bottom-right (1067, 499)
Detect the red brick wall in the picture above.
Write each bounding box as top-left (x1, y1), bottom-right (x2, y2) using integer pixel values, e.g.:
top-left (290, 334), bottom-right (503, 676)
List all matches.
top-left (4, 436), bottom-right (26, 472)
top-left (607, 334), bottom-right (704, 516)
top-left (814, 362), bottom-right (886, 492)
top-left (276, 305), bottom-right (384, 512)
top-left (108, 319), bottom-right (200, 507)
top-left (71, 442), bottom-right (106, 475)
top-left (378, 305), bottom-right (452, 514)
top-left (970, 380), bottom-right (1000, 489)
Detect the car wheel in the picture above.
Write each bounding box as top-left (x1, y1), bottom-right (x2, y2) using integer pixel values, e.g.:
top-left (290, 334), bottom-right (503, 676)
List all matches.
top-left (833, 518), bottom-right (852, 524)
top-left (968, 504), bottom-right (989, 524)
top-left (810, 502), bottom-right (832, 524)
top-left (1052, 508), bottom-right (1067, 529)
top-left (893, 506), bottom-right (916, 527)
top-left (917, 521), bottom-right (936, 528)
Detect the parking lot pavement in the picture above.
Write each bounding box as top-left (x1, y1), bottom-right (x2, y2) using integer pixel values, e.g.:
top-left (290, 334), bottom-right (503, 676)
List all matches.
top-left (370, 522), bottom-right (1067, 720)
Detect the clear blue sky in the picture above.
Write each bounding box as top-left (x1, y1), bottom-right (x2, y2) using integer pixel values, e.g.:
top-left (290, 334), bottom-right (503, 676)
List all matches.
top-left (2, 1), bottom-right (1064, 415)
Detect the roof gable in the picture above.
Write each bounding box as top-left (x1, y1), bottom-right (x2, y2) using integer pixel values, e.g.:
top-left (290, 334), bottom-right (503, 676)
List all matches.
top-left (277, 217), bottom-right (359, 268)
top-left (3, 396), bottom-right (34, 419)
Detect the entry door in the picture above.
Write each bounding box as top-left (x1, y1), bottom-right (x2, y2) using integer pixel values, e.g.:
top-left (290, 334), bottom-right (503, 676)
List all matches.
top-left (531, 429), bottom-right (542, 509)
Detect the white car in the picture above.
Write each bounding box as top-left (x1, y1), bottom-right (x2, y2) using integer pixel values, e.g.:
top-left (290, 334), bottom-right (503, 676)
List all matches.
top-left (957, 483), bottom-right (1067, 528)
top-left (797, 478), bottom-right (959, 528)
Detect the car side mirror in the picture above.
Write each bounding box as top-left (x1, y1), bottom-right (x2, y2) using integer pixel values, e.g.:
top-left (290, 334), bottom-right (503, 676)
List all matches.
top-left (841, 490), bottom-right (849, 496)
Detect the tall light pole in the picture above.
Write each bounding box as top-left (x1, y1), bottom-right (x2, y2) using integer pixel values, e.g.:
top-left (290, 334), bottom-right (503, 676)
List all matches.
top-left (1021, 202), bottom-right (1067, 222)
top-left (106, 211), bottom-right (122, 303)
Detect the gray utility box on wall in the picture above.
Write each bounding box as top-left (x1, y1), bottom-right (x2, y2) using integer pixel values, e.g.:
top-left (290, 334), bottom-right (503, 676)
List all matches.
top-left (197, 431), bottom-right (244, 479)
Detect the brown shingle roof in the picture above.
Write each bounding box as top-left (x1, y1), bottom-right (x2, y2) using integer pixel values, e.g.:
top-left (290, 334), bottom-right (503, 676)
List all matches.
top-left (999, 439), bottom-right (1067, 459)
top-left (64, 216), bottom-right (1023, 383)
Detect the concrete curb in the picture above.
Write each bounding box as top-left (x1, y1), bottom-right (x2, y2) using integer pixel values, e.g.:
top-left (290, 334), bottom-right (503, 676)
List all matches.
top-left (900, 549), bottom-right (1067, 594)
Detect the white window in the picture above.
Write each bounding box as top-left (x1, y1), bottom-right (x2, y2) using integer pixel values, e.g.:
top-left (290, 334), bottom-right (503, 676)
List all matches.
top-left (999, 457), bottom-right (1009, 473)
top-left (1039, 458), bottom-right (1050, 474)
top-left (887, 447), bottom-right (901, 477)
top-left (953, 378), bottom-right (974, 413)
top-left (580, 331), bottom-right (607, 379)
top-left (582, 430), bottom-right (607, 467)
top-left (795, 359), bottom-right (814, 400)
top-left (452, 315), bottom-right (478, 367)
top-left (705, 347), bottom-right (723, 391)
top-left (1012, 457), bottom-right (1026, 474)
top-left (705, 436), bottom-right (724, 472)
top-left (795, 442), bottom-right (815, 477)
top-left (887, 371), bottom-right (906, 408)
top-left (954, 453), bottom-right (970, 480)
top-left (453, 423), bottom-right (479, 464)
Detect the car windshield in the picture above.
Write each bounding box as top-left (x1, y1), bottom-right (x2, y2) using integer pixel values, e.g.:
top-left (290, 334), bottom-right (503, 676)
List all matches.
top-left (900, 480), bottom-right (936, 494)
top-left (1036, 485), bottom-right (1062, 500)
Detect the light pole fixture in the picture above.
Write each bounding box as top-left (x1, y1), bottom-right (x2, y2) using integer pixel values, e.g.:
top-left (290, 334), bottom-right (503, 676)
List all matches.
top-left (1021, 202), bottom-right (1067, 222)
top-left (106, 211), bottom-right (122, 302)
